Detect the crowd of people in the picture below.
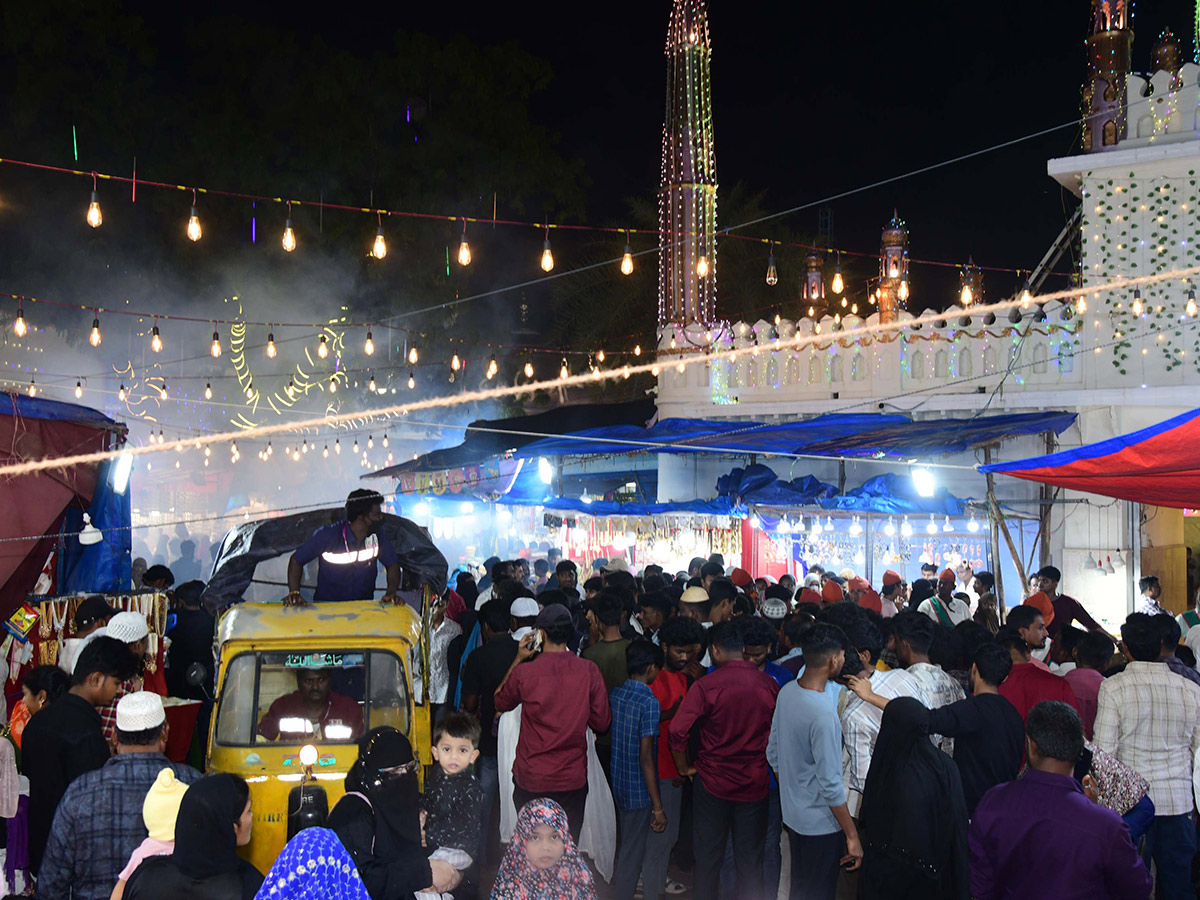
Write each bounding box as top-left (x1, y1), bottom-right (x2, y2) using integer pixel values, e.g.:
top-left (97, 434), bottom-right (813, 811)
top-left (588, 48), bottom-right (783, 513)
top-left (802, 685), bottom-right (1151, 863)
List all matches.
top-left (8, 497), bottom-right (1199, 900)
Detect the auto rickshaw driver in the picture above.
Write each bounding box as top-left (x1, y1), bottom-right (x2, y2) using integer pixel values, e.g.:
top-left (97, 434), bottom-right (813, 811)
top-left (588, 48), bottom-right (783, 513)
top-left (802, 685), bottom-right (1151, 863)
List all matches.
top-left (257, 667), bottom-right (364, 742)
top-left (286, 489), bottom-right (402, 605)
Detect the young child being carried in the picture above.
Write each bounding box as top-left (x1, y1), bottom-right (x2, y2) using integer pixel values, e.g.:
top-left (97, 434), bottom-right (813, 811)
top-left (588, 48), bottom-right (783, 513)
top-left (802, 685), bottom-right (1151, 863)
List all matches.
top-left (417, 712), bottom-right (485, 900)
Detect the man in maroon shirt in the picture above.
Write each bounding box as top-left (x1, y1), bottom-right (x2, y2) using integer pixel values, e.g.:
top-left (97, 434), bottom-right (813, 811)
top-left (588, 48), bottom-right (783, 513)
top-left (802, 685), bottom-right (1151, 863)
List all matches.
top-left (494, 603), bottom-right (611, 842)
top-left (257, 668), bottom-right (363, 741)
top-left (995, 627), bottom-right (1082, 723)
top-left (1036, 566), bottom-right (1105, 639)
top-left (670, 620), bottom-right (779, 900)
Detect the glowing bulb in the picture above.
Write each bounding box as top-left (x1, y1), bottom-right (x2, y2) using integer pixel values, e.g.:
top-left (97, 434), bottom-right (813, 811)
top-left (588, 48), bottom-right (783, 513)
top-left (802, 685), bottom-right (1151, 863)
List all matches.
top-left (884, 517), bottom-right (896, 536)
top-left (458, 238), bottom-right (472, 266)
top-left (926, 516), bottom-right (938, 535)
top-left (368, 372), bottom-right (376, 392)
top-left (634, 344), bottom-right (642, 356)
top-left (942, 516), bottom-right (954, 532)
top-left (267, 441), bottom-right (273, 456)
top-left (118, 383), bottom-right (126, 401)
top-left (807, 306), bottom-right (815, 317)
top-left (186, 206), bottom-right (202, 242)
top-left (329, 376), bottom-right (338, 393)
top-left (89, 317), bottom-right (102, 347)
top-left (211, 330), bottom-right (222, 358)
top-left (1132, 289), bottom-right (1144, 317)
top-left (266, 332), bottom-right (276, 358)
top-left (1020, 280), bottom-right (1032, 308)
top-left (335, 439), bottom-right (341, 454)
top-left (151, 325), bottom-right (162, 353)
top-left (541, 236), bottom-right (555, 272)
top-left (898, 279), bottom-right (909, 301)
top-left (831, 265), bottom-right (844, 295)
top-left (651, 364), bottom-right (660, 376)
top-left (408, 346), bottom-right (418, 365)
top-left (382, 433), bottom-right (389, 447)
top-left (353, 439), bottom-right (360, 454)
top-left (86, 191), bottom-right (102, 228)
top-left (364, 331), bottom-right (374, 355)
top-left (618, 239), bottom-right (635, 276)
top-left (282, 218), bottom-right (296, 252)
top-left (670, 335), bottom-right (677, 349)
top-left (1076, 296), bottom-right (1087, 314)
top-left (74, 380), bottom-right (82, 399)
top-left (204, 382), bottom-right (212, 400)
top-left (696, 255), bottom-right (709, 278)
top-left (960, 283), bottom-right (973, 306)
top-left (367, 434), bottom-right (375, 449)
top-left (371, 225), bottom-right (387, 260)
top-left (900, 516), bottom-right (913, 537)
top-left (408, 371), bottom-right (415, 390)
top-left (524, 360), bottom-right (534, 378)
top-left (451, 353), bottom-right (461, 371)
top-left (1188, 290), bottom-right (1198, 317)
top-left (486, 355), bottom-right (498, 379)
top-left (559, 358), bottom-right (569, 380)
top-left (323, 444), bottom-right (329, 458)
top-left (159, 383), bottom-right (168, 400)
top-left (841, 297), bottom-right (848, 308)
top-left (967, 515), bottom-right (981, 533)
top-left (317, 335), bottom-right (328, 359)
top-left (13, 305), bottom-right (26, 338)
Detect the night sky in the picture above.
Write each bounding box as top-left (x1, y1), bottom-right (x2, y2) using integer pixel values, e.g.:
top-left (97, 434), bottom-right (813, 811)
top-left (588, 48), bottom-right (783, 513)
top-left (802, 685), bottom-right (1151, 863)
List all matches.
top-left (172, 0), bottom-right (1195, 307)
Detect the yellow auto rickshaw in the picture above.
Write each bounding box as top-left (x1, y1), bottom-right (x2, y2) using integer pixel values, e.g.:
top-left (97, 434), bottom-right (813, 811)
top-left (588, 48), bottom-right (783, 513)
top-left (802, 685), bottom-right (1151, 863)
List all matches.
top-left (198, 507), bottom-right (447, 873)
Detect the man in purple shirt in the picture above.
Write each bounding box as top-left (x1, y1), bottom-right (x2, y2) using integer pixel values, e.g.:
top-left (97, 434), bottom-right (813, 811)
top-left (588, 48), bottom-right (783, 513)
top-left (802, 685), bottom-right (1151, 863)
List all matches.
top-left (969, 700), bottom-right (1151, 900)
top-left (670, 621), bottom-right (779, 900)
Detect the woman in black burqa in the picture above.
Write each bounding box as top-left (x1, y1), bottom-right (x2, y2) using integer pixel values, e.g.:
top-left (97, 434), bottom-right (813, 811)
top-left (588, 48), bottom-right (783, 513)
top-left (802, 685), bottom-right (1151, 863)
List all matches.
top-left (857, 697), bottom-right (970, 900)
top-left (326, 726), bottom-right (461, 899)
top-left (123, 773), bottom-right (263, 899)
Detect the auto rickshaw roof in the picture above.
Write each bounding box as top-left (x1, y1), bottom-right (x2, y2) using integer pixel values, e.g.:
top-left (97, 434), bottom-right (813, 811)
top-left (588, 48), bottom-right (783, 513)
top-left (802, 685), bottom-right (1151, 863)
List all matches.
top-left (216, 600), bottom-right (423, 647)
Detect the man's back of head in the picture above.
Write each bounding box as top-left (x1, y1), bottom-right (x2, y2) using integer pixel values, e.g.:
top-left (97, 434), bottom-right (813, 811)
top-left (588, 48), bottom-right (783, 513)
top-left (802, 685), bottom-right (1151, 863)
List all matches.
top-left (1121, 612), bottom-right (1164, 662)
top-left (1025, 700), bottom-right (1083, 772)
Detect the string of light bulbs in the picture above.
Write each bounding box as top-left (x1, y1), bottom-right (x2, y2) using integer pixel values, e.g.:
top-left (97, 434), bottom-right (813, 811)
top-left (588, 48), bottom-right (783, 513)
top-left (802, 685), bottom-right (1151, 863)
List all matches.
top-left (0, 264), bottom-right (1195, 479)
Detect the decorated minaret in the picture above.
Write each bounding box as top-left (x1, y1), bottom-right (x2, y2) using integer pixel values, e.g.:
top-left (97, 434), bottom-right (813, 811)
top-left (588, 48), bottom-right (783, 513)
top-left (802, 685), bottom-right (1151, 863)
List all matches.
top-left (877, 211), bottom-right (910, 323)
top-left (658, 0), bottom-right (718, 328)
top-left (1082, 0), bottom-right (1134, 152)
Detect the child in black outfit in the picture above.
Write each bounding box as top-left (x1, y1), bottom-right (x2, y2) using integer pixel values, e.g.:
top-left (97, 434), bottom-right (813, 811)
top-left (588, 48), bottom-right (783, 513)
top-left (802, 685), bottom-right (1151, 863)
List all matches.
top-left (419, 712), bottom-right (485, 900)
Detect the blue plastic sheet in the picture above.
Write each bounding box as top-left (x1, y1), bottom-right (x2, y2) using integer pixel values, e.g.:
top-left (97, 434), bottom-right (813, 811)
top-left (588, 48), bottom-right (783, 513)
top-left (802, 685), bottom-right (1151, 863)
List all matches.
top-left (819, 473), bottom-right (969, 515)
top-left (58, 457), bottom-right (133, 592)
top-left (717, 464), bottom-right (838, 507)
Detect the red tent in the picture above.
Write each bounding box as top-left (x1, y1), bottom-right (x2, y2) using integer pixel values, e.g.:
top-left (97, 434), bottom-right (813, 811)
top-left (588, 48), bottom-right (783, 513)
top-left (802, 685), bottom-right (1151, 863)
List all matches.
top-left (980, 408), bottom-right (1200, 509)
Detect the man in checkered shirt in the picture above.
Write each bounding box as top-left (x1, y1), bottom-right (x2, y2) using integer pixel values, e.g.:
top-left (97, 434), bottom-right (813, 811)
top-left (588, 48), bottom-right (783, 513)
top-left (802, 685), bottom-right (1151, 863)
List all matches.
top-left (1095, 612), bottom-right (1200, 900)
top-left (36, 692), bottom-right (200, 900)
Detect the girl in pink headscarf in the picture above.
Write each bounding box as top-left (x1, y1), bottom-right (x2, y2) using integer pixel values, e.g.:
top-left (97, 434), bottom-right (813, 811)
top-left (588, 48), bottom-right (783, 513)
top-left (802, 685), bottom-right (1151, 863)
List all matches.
top-left (491, 799), bottom-right (595, 900)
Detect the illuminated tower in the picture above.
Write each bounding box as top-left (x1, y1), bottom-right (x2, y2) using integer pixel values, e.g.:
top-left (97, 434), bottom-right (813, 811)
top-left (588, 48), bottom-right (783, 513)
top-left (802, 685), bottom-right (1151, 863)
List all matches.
top-left (658, 0), bottom-right (718, 328)
top-left (1082, 0), bottom-right (1133, 152)
top-left (878, 211), bottom-right (910, 324)
top-left (801, 251), bottom-right (825, 317)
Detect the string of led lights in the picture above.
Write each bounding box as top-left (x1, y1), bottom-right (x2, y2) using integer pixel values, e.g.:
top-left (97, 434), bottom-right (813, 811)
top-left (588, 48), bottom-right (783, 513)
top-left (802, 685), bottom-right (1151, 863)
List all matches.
top-left (1, 264), bottom-right (1195, 479)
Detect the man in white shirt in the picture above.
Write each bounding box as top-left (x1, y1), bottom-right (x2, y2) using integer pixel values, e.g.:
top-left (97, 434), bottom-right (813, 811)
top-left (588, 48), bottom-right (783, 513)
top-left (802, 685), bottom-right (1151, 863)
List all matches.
top-left (1094, 612), bottom-right (1200, 900)
top-left (917, 570), bottom-right (971, 626)
top-left (889, 611), bottom-right (965, 755)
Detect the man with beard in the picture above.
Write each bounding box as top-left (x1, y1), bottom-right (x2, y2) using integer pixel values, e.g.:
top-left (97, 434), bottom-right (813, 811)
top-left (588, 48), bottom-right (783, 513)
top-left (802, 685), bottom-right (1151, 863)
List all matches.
top-left (287, 489), bottom-right (401, 604)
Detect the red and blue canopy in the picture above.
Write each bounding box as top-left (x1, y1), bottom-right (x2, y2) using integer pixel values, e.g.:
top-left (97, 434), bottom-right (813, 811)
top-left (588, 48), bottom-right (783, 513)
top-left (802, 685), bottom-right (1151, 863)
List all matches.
top-left (980, 408), bottom-right (1200, 508)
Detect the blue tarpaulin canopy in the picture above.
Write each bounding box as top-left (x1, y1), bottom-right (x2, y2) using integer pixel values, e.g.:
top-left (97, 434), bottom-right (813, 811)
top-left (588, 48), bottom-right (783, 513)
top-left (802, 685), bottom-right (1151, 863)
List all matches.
top-left (819, 473), bottom-right (969, 515)
top-left (717, 464), bottom-right (838, 508)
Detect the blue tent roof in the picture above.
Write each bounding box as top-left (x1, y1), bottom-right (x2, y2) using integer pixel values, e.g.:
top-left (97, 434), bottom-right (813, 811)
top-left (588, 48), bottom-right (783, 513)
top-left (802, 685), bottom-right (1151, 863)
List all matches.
top-left (0, 392), bottom-right (122, 429)
top-left (513, 411), bottom-right (1075, 461)
top-left (819, 472), bottom-right (969, 515)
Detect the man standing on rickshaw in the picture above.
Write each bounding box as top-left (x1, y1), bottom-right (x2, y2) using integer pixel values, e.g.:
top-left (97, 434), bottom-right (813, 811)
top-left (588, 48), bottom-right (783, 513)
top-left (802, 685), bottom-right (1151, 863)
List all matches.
top-left (286, 489), bottom-right (402, 605)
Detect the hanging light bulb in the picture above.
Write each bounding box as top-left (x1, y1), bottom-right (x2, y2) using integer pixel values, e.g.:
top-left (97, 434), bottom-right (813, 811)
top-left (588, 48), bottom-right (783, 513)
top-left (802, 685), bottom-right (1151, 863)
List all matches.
top-left (89, 313), bottom-right (102, 347)
top-left (204, 382), bottom-right (212, 400)
top-left (900, 515), bottom-right (913, 537)
top-left (848, 516), bottom-right (863, 536)
top-left (371, 213), bottom-right (387, 260)
top-left (451, 353), bottom-right (461, 371)
top-left (158, 429), bottom-right (165, 444)
top-left (151, 323), bottom-right (162, 353)
top-left (367, 434), bottom-right (375, 449)
top-left (811, 517), bottom-right (823, 536)
top-left (186, 191), bottom-right (202, 241)
top-left (316, 334), bottom-right (328, 359)
top-left (942, 516), bottom-right (954, 532)
top-left (840, 297), bottom-right (848, 308)
top-left (696, 255), bottom-right (709, 278)
top-left (335, 438), bottom-right (341, 454)
top-left (281, 202), bottom-right (296, 252)
top-left (244, 380), bottom-right (255, 400)
top-left (408, 346), bottom-right (418, 365)
top-left (159, 382), bottom-right (168, 400)
top-left (323, 444), bottom-right (329, 458)
top-left (967, 514), bottom-right (981, 533)
top-left (486, 355), bottom-right (498, 379)
top-left (26, 377), bottom-right (35, 396)
top-left (382, 433), bottom-right (389, 448)
top-left (407, 370), bottom-right (416, 390)
top-left (266, 331), bottom-right (277, 358)
top-left (267, 441), bottom-right (274, 456)
top-left (806, 305), bottom-right (816, 318)
top-left (898, 279), bottom-right (909, 301)
top-left (851, 303), bottom-right (859, 315)
top-left (1076, 296), bottom-right (1088, 314)
top-left (524, 359), bottom-right (534, 378)
top-left (364, 330), bottom-right (375, 355)
top-left (329, 375), bottom-right (338, 393)
top-left (13, 303), bottom-right (26, 338)
top-left (926, 515), bottom-right (938, 535)
top-left (74, 380), bottom-right (82, 399)
top-left (353, 438), bottom-right (360, 455)
top-left (118, 383), bottom-right (126, 401)
top-left (824, 516), bottom-right (834, 531)
top-left (86, 178), bottom-right (102, 228)
top-left (1020, 279), bottom-right (1033, 308)
top-left (795, 516), bottom-right (805, 532)
top-left (884, 516), bottom-right (896, 536)
top-left (1132, 288), bottom-right (1144, 317)
top-left (765, 244), bottom-right (778, 286)
top-left (210, 328), bottom-right (222, 358)
top-left (621, 231), bottom-right (634, 275)
top-left (1187, 289), bottom-right (1198, 317)
top-left (540, 227), bottom-right (554, 272)
top-left (559, 357), bottom-right (569, 380)
top-left (889, 260), bottom-right (900, 279)
top-left (457, 219), bottom-right (472, 266)
top-left (960, 282), bottom-right (973, 306)
top-left (368, 371), bottom-right (377, 392)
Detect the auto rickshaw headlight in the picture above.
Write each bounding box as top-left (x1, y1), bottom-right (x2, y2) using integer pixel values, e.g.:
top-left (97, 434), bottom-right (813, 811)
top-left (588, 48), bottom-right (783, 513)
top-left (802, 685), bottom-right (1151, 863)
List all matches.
top-left (299, 744), bottom-right (319, 767)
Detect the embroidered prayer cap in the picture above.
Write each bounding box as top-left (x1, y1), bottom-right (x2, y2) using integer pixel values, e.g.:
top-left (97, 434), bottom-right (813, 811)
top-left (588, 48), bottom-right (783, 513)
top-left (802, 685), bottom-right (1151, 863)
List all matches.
top-left (107, 610), bottom-right (150, 644)
top-left (116, 691), bottom-right (166, 732)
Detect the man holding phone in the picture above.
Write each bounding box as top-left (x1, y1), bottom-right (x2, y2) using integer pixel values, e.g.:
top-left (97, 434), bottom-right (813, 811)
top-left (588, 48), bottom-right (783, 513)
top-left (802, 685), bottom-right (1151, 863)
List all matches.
top-left (494, 603), bottom-right (611, 842)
